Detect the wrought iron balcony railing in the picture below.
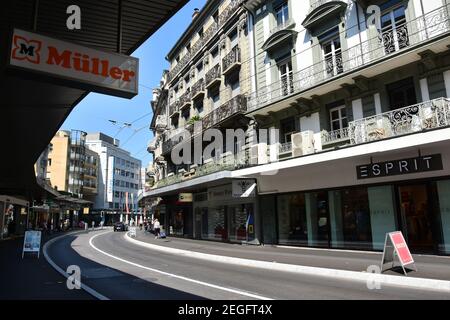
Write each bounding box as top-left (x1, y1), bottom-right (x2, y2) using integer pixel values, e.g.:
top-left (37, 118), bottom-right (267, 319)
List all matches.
top-left (321, 127), bottom-right (350, 147)
top-left (191, 79), bottom-right (205, 100)
top-left (179, 90), bottom-right (192, 109)
top-left (202, 94), bottom-right (247, 130)
top-left (247, 5), bottom-right (450, 111)
top-left (205, 64), bottom-right (222, 88)
top-left (167, 0), bottom-right (244, 82)
top-left (349, 98), bottom-right (450, 144)
top-left (155, 115), bottom-right (167, 131)
top-left (279, 142), bottom-right (293, 154)
top-left (169, 100), bottom-right (181, 116)
top-left (222, 45), bottom-right (241, 75)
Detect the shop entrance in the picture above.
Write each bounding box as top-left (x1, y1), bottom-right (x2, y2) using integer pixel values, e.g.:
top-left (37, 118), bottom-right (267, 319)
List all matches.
top-left (397, 184), bottom-right (435, 253)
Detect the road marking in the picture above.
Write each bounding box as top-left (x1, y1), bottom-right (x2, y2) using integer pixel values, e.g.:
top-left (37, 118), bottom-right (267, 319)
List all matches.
top-left (124, 233), bottom-right (450, 294)
top-left (43, 231), bottom-right (109, 300)
top-left (89, 232), bottom-right (273, 300)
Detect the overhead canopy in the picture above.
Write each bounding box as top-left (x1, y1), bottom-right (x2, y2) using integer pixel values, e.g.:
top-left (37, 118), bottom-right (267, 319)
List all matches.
top-left (0, 0), bottom-right (188, 197)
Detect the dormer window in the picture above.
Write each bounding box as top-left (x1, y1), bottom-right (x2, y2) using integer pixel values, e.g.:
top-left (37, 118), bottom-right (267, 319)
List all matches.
top-left (275, 1), bottom-right (289, 27)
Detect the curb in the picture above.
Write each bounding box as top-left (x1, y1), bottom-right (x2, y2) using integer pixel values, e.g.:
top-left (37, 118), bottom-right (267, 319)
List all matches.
top-left (125, 233), bottom-right (450, 294)
top-left (43, 230), bottom-right (109, 300)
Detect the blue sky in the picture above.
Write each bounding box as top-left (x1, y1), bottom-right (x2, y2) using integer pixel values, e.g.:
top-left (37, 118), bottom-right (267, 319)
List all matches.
top-left (61, 0), bottom-right (205, 168)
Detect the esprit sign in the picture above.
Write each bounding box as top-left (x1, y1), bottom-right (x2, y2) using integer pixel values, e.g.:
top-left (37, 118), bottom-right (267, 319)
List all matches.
top-left (357, 154), bottom-right (443, 179)
top-left (8, 28), bottom-right (138, 98)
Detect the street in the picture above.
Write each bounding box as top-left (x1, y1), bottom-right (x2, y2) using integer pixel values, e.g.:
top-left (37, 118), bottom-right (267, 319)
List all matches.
top-left (44, 229), bottom-right (450, 300)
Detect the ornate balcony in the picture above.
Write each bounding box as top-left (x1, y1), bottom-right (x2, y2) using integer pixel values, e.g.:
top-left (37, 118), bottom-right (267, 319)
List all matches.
top-left (321, 127), bottom-right (350, 147)
top-left (155, 115), bottom-right (167, 132)
top-left (248, 5), bottom-right (450, 112)
top-left (179, 90), bottom-right (192, 110)
top-left (205, 64), bottom-right (222, 89)
top-left (349, 98), bottom-right (450, 145)
top-left (222, 45), bottom-right (241, 76)
top-left (147, 137), bottom-right (158, 152)
top-left (167, 0), bottom-right (243, 83)
top-left (169, 100), bottom-right (180, 117)
top-left (202, 94), bottom-right (247, 130)
top-left (279, 142), bottom-right (292, 154)
top-left (191, 79), bottom-right (205, 100)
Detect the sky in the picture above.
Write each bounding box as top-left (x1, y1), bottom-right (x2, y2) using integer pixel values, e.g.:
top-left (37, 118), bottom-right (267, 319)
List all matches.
top-left (61, 0), bottom-right (205, 168)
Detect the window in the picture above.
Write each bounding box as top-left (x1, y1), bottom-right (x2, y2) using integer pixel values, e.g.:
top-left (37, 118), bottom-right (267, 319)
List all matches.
top-left (194, 99), bottom-right (204, 114)
top-left (279, 60), bottom-right (294, 96)
top-left (210, 85), bottom-right (220, 109)
top-left (211, 46), bottom-right (219, 65)
top-left (329, 105), bottom-right (348, 131)
top-left (275, 2), bottom-right (289, 27)
top-left (387, 77), bottom-right (417, 110)
top-left (280, 117), bottom-right (296, 143)
top-left (321, 28), bottom-right (343, 77)
top-left (229, 28), bottom-right (238, 48)
top-left (212, 10), bottom-right (219, 23)
top-left (380, 4), bottom-right (408, 54)
top-left (182, 107), bottom-right (190, 120)
top-left (228, 72), bottom-right (240, 98)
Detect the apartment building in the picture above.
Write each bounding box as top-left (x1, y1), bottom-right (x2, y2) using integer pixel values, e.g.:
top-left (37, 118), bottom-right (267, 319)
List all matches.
top-left (146, 0), bottom-right (254, 239)
top-left (143, 0), bottom-right (450, 255)
top-left (86, 133), bottom-right (141, 220)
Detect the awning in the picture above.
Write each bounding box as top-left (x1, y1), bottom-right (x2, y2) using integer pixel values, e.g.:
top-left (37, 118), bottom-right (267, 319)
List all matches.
top-left (0, 0), bottom-right (189, 197)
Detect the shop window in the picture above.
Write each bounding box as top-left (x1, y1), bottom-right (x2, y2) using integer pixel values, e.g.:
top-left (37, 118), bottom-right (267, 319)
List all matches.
top-left (277, 193), bottom-right (308, 246)
top-left (229, 204), bottom-right (253, 242)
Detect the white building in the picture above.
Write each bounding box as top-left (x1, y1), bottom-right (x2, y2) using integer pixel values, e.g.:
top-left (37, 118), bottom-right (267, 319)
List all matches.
top-left (86, 133), bottom-right (142, 215)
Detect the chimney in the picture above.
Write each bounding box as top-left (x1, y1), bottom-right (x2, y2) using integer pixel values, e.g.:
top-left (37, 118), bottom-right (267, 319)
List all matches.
top-left (192, 8), bottom-right (200, 20)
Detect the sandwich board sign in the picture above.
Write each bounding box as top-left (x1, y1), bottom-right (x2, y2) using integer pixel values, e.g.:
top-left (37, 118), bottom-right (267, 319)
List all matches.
top-left (129, 226), bottom-right (137, 238)
top-left (22, 231), bottom-right (42, 258)
top-left (380, 231), bottom-right (417, 276)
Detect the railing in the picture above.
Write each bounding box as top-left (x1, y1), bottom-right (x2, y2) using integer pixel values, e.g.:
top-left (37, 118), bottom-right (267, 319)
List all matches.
top-left (154, 151), bottom-right (248, 189)
top-left (167, 0), bottom-right (244, 82)
top-left (202, 94), bottom-right (247, 129)
top-left (205, 64), bottom-right (221, 87)
top-left (223, 45), bottom-right (241, 73)
top-left (349, 98), bottom-right (450, 144)
top-left (321, 127), bottom-right (350, 146)
top-left (191, 79), bottom-right (205, 99)
top-left (169, 100), bottom-right (180, 116)
top-left (247, 5), bottom-right (450, 111)
top-left (155, 115), bottom-right (167, 131)
top-left (179, 90), bottom-right (192, 108)
top-left (279, 142), bottom-right (292, 154)
top-left (219, 0), bottom-right (244, 25)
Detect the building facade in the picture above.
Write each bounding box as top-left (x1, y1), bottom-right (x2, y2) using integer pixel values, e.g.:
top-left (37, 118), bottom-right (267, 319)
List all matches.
top-left (86, 133), bottom-right (142, 220)
top-left (143, 0), bottom-right (450, 255)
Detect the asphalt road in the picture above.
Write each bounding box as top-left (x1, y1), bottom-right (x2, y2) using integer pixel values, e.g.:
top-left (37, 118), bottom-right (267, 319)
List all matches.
top-left (45, 229), bottom-right (450, 300)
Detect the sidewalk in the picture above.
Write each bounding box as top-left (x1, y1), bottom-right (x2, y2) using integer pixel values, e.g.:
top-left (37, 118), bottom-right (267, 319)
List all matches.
top-left (0, 231), bottom-right (93, 300)
top-left (132, 231), bottom-right (450, 282)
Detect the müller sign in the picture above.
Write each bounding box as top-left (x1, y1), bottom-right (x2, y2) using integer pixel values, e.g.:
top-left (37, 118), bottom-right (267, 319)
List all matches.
top-left (357, 154), bottom-right (443, 179)
top-left (8, 28), bottom-right (138, 98)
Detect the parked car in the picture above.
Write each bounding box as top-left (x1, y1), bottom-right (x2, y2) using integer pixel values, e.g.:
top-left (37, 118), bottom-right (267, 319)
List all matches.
top-left (113, 222), bottom-right (127, 232)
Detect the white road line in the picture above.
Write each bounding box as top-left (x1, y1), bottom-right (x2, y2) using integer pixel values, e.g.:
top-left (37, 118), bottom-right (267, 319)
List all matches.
top-left (89, 232), bottom-right (273, 300)
top-left (43, 231), bottom-right (110, 300)
top-left (124, 233), bottom-right (450, 294)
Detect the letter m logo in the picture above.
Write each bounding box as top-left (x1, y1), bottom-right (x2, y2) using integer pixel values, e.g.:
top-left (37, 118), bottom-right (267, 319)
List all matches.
top-left (12, 35), bottom-right (41, 64)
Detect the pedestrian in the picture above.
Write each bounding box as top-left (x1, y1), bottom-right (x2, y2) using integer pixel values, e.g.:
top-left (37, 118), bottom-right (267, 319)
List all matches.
top-left (153, 219), bottom-right (160, 239)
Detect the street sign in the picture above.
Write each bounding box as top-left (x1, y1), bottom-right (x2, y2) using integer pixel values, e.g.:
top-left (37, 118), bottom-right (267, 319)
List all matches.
top-left (381, 231), bottom-right (417, 275)
top-left (22, 231), bottom-right (42, 258)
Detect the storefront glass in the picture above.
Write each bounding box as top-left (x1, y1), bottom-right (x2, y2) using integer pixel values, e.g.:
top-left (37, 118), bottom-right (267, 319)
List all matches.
top-left (368, 186), bottom-right (397, 250)
top-left (277, 193), bottom-right (308, 245)
top-left (436, 180), bottom-right (450, 254)
top-left (229, 204), bottom-right (252, 242)
top-left (202, 206), bottom-right (227, 241)
top-left (171, 209), bottom-right (185, 236)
